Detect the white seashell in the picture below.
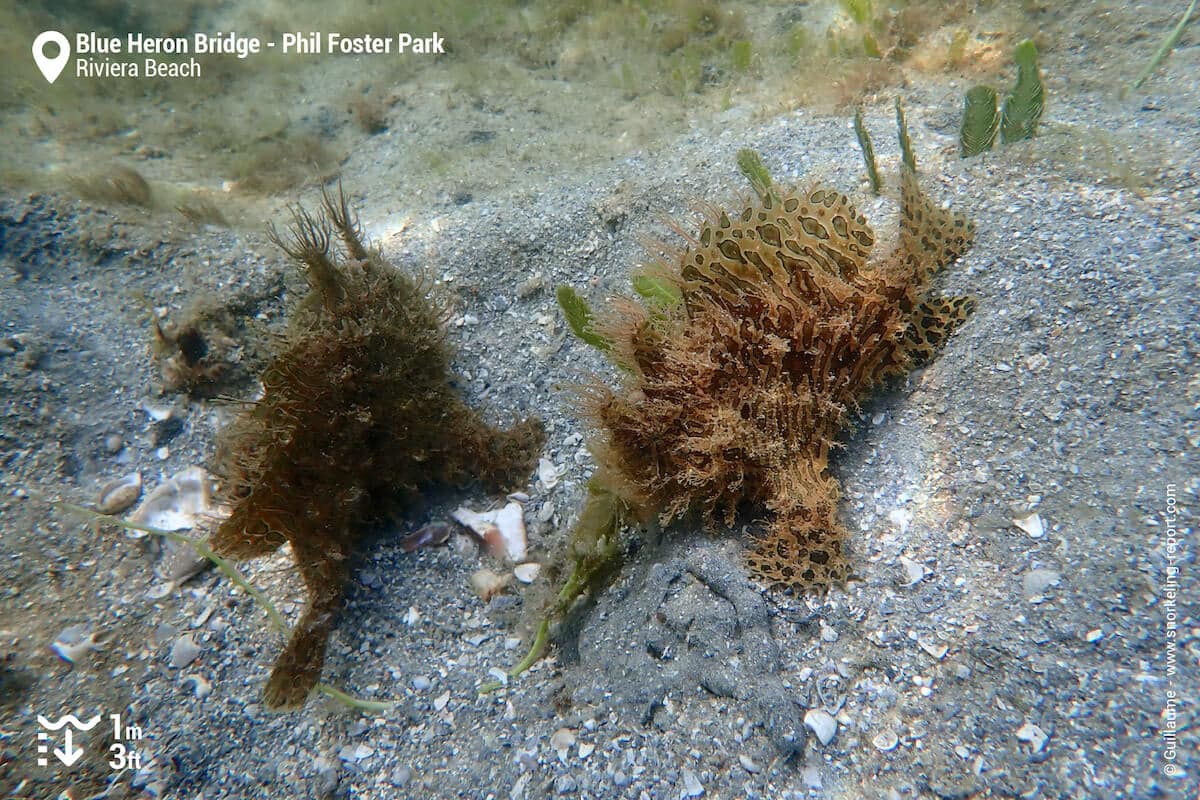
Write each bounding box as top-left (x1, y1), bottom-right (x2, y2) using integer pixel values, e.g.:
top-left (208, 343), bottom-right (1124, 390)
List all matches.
top-left (872, 730), bottom-right (899, 751)
top-left (141, 401), bottom-right (174, 422)
top-left (918, 636), bottom-right (948, 660)
top-left (537, 458), bottom-right (562, 490)
top-left (469, 568), bottom-right (510, 601)
top-left (1012, 512), bottom-right (1045, 539)
top-left (169, 634), bottom-right (201, 669)
top-left (145, 581), bottom-right (177, 600)
top-left (898, 556), bottom-right (927, 586)
top-left (804, 709), bottom-right (837, 745)
top-left (96, 472), bottom-right (142, 514)
top-left (550, 727), bottom-right (576, 761)
top-left (50, 625), bottom-right (101, 664)
top-left (494, 502), bottom-right (527, 562)
top-left (513, 563), bottom-right (541, 584)
top-left (128, 466), bottom-right (219, 534)
top-left (452, 501), bottom-right (527, 562)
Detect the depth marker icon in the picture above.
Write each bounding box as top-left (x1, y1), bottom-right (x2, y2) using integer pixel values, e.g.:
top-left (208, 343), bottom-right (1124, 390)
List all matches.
top-left (36, 714), bottom-right (100, 768)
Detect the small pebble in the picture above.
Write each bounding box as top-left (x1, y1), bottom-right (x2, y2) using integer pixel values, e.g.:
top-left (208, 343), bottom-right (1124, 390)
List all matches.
top-left (433, 691), bottom-right (450, 711)
top-left (898, 556), bottom-right (926, 585)
top-left (872, 730), bottom-right (899, 751)
top-left (918, 636), bottom-right (949, 660)
top-left (1016, 722), bottom-right (1049, 752)
top-left (182, 674), bottom-right (211, 699)
top-left (314, 757), bottom-right (339, 795)
top-left (1022, 568), bottom-right (1061, 600)
top-left (338, 743), bottom-right (374, 763)
top-left (681, 768), bottom-right (704, 797)
top-left (152, 623), bottom-right (179, 646)
top-left (50, 625), bottom-right (100, 664)
top-left (738, 754), bottom-right (761, 773)
top-left (169, 634), bottom-right (201, 669)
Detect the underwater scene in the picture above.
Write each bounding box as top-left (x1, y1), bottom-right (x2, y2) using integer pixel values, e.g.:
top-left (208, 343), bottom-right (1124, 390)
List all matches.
top-left (0, 0), bottom-right (1196, 797)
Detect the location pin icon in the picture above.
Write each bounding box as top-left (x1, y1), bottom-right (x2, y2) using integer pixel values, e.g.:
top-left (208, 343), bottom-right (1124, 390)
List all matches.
top-left (32, 31), bottom-right (70, 84)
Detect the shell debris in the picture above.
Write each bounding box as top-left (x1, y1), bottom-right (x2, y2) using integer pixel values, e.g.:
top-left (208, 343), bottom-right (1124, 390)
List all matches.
top-left (918, 635), bottom-right (949, 660)
top-left (513, 563), bottom-right (541, 584)
top-left (1012, 512), bottom-right (1045, 539)
top-left (872, 730), bottom-right (899, 751)
top-left (470, 568), bottom-right (510, 601)
top-left (1016, 721), bottom-right (1049, 752)
top-left (96, 472), bottom-right (142, 514)
top-left (50, 625), bottom-right (102, 664)
top-left (452, 501), bottom-right (527, 562)
top-left (537, 457), bottom-right (563, 490)
top-left (129, 466), bottom-right (221, 534)
top-left (804, 708), bottom-right (838, 745)
top-left (550, 727), bottom-right (576, 762)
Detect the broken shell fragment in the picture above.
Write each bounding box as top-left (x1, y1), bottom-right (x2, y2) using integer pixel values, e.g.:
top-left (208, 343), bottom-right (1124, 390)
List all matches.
top-left (470, 568), bottom-right (511, 601)
top-left (918, 635), bottom-right (949, 660)
top-left (129, 466), bottom-right (220, 534)
top-left (169, 634), bottom-right (201, 669)
top-left (550, 727), bottom-right (576, 761)
top-left (400, 521), bottom-right (454, 553)
top-left (1012, 512), bottom-right (1045, 539)
top-left (872, 730), bottom-right (899, 751)
top-left (538, 458), bottom-right (563, 490)
top-left (513, 563), bottom-right (541, 584)
top-left (452, 501), bottom-right (527, 562)
top-left (804, 708), bottom-right (838, 745)
top-left (898, 556), bottom-right (927, 586)
top-left (141, 401), bottom-right (175, 422)
top-left (96, 472), bottom-right (142, 514)
top-left (51, 625), bottom-right (102, 664)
